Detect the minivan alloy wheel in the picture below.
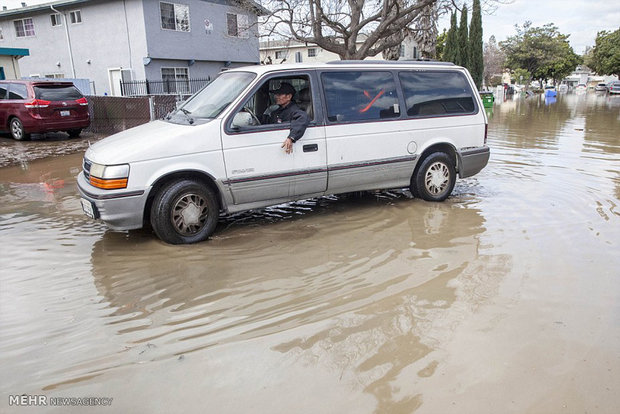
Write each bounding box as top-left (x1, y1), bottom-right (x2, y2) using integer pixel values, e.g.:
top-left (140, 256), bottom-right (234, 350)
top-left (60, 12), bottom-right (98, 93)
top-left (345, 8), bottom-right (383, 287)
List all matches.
top-left (10, 118), bottom-right (28, 141)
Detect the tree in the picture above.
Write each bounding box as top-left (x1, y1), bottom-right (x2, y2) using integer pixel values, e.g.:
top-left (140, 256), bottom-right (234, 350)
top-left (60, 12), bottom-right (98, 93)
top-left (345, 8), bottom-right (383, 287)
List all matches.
top-left (483, 35), bottom-right (505, 87)
top-left (587, 28), bottom-right (620, 76)
top-left (443, 12), bottom-right (458, 63)
top-left (435, 28), bottom-right (448, 60)
top-left (455, 5), bottom-right (468, 67)
top-left (411, 2), bottom-right (439, 58)
top-left (468, 0), bottom-right (483, 89)
top-left (261, 0), bottom-right (438, 60)
top-left (500, 22), bottom-right (581, 84)
top-left (513, 68), bottom-right (531, 85)
top-left (260, 0), bottom-right (510, 61)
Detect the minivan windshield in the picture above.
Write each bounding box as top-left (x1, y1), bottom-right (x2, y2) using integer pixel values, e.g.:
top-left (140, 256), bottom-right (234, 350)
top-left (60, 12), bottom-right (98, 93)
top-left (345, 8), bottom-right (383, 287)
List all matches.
top-left (171, 71), bottom-right (255, 122)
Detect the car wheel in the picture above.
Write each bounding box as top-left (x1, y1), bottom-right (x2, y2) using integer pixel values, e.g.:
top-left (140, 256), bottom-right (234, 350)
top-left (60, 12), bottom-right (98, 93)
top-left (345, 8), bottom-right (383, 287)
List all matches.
top-left (411, 152), bottom-right (456, 201)
top-left (67, 129), bottom-right (82, 138)
top-left (150, 179), bottom-right (219, 244)
top-left (9, 118), bottom-right (30, 141)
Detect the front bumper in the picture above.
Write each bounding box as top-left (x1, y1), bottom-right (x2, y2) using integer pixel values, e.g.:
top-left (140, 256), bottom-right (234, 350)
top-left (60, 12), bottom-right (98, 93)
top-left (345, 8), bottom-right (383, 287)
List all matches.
top-left (458, 146), bottom-right (490, 178)
top-left (77, 172), bottom-right (149, 230)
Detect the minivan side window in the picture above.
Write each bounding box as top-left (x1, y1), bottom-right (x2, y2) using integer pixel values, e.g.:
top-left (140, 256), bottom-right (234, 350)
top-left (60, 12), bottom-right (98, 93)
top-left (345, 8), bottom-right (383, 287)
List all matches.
top-left (399, 71), bottom-right (476, 117)
top-left (231, 75), bottom-right (313, 129)
top-left (0, 83), bottom-right (8, 99)
top-left (8, 83), bottom-right (28, 100)
top-left (321, 71), bottom-right (400, 123)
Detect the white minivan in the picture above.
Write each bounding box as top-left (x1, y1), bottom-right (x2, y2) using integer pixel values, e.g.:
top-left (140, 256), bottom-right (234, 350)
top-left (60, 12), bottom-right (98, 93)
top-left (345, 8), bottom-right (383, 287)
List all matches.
top-left (78, 61), bottom-right (490, 244)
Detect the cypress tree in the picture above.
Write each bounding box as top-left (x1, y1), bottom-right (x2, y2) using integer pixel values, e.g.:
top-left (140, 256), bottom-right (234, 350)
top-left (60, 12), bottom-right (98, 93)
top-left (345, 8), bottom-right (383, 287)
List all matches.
top-left (443, 12), bottom-right (458, 63)
top-left (456, 5), bottom-right (469, 67)
top-left (469, 0), bottom-right (484, 89)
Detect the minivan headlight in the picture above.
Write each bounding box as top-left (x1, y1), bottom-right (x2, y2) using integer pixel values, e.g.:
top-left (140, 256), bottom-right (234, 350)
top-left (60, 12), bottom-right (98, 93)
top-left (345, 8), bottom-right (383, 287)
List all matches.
top-left (89, 162), bottom-right (129, 189)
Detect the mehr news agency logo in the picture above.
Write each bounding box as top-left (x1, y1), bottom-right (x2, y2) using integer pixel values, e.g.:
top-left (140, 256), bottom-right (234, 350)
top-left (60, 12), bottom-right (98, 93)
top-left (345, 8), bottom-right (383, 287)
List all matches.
top-left (9, 394), bottom-right (113, 407)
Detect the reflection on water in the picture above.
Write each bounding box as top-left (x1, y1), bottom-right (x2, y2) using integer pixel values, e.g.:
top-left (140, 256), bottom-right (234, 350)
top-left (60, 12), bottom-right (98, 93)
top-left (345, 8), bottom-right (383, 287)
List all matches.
top-left (1, 93), bottom-right (619, 413)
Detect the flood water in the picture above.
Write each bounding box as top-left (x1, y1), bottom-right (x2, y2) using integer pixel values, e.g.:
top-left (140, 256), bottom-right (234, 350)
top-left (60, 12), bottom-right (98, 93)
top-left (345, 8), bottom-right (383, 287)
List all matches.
top-left (1, 93), bottom-right (619, 413)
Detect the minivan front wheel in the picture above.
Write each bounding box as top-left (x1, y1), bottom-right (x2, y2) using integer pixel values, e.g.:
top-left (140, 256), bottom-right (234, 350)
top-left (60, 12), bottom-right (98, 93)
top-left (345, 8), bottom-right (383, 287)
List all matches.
top-left (150, 179), bottom-right (219, 244)
top-left (411, 152), bottom-right (456, 201)
top-left (9, 118), bottom-right (30, 141)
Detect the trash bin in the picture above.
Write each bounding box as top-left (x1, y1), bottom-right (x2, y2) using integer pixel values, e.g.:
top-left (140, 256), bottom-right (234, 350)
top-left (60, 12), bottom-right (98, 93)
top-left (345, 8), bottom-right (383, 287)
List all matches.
top-left (480, 91), bottom-right (494, 108)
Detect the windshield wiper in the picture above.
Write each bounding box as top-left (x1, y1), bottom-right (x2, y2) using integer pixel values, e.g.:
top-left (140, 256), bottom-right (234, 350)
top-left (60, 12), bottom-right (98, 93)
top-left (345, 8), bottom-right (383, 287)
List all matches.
top-left (178, 108), bottom-right (195, 125)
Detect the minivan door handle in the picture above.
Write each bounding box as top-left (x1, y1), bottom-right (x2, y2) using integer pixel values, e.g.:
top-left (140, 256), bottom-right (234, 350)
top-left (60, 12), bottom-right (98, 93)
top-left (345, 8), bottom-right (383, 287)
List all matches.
top-left (303, 144), bottom-right (318, 152)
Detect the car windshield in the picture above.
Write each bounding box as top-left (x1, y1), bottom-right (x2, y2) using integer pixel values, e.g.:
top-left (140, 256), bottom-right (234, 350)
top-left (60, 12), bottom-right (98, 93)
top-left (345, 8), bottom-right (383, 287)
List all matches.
top-left (34, 85), bottom-right (83, 100)
top-left (175, 71), bottom-right (255, 120)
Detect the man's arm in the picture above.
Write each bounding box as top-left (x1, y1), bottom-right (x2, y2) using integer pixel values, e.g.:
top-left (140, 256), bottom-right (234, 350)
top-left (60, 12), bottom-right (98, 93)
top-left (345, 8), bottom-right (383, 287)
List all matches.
top-left (282, 109), bottom-right (309, 154)
top-left (288, 109), bottom-right (310, 142)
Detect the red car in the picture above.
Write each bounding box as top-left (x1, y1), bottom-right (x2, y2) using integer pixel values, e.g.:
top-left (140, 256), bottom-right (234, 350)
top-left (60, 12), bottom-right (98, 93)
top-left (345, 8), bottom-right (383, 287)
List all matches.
top-left (0, 80), bottom-right (90, 140)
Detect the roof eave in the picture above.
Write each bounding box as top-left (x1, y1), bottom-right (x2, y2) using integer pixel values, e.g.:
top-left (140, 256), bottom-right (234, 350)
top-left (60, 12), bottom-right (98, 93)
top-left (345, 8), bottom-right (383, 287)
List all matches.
top-left (0, 0), bottom-right (93, 18)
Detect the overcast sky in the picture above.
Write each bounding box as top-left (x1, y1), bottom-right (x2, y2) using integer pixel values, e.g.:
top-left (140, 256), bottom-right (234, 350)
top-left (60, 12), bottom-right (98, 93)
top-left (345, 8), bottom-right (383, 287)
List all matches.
top-left (2, 0), bottom-right (619, 54)
top-left (438, 0), bottom-right (620, 54)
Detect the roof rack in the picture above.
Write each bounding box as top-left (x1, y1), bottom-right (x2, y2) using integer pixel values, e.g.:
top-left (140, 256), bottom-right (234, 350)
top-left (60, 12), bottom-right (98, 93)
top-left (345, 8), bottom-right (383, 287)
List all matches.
top-left (327, 60), bottom-right (455, 66)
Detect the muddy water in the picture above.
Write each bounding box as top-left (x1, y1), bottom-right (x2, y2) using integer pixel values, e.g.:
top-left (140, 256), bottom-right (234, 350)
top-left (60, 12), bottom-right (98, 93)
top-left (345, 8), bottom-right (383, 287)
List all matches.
top-left (1, 93), bottom-right (619, 413)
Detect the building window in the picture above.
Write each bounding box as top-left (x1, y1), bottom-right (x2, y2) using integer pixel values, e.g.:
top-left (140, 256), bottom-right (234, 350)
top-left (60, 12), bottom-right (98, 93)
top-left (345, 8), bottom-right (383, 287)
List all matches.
top-left (69, 10), bottom-right (82, 24)
top-left (295, 51), bottom-right (302, 63)
top-left (45, 73), bottom-right (65, 79)
top-left (307, 48), bottom-right (316, 57)
top-left (0, 27), bottom-right (3, 40)
top-left (413, 46), bottom-right (418, 59)
top-left (14, 18), bottom-right (35, 37)
top-left (50, 13), bottom-right (62, 27)
top-left (160, 2), bottom-right (190, 32)
top-left (275, 51), bottom-right (284, 60)
top-left (399, 45), bottom-right (405, 58)
top-left (161, 67), bottom-right (189, 93)
top-left (226, 13), bottom-right (249, 38)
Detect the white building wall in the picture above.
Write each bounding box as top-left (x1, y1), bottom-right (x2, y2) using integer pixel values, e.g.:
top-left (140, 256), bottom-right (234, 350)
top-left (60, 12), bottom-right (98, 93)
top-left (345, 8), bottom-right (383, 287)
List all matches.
top-left (0, 55), bottom-right (22, 79)
top-left (0, 0), bottom-right (148, 95)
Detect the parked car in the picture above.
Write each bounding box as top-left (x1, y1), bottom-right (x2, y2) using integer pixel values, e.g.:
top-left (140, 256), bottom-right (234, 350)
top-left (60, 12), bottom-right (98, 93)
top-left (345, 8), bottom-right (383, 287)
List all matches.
top-left (575, 84), bottom-right (587, 92)
top-left (595, 83), bottom-right (608, 92)
top-left (544, 86), bottom-right (557, 98)
top-left (78, 61), bottom-right (490, 244)
top-left (0, 80), bottom-right (90, 140)
top-left (609, 81), bottom-right (620, 94)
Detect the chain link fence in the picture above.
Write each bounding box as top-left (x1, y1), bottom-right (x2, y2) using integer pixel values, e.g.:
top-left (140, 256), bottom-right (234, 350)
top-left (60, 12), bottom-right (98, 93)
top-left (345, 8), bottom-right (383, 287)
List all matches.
top-left (84, 95), bottom-right (188, 134)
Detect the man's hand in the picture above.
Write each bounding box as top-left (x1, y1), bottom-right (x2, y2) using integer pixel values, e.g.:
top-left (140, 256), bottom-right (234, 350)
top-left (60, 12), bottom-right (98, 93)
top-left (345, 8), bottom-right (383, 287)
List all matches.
top-left (281, 137), bottom-right (294, 154)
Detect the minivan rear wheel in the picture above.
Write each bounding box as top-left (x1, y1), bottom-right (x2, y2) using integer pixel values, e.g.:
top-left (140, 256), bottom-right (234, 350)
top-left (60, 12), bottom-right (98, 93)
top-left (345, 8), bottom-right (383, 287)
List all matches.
top-left (9, 118), bottom-right (30, 141)
top-left (150, 179), bottom-right (219, 244)
top-left (67, 129), bottom-right (82, 138)
top-left (411, 152), bottom-right (456, 201)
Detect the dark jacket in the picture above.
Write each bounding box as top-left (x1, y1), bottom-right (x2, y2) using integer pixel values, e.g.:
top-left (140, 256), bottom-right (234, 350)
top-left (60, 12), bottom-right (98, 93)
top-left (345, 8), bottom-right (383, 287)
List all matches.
top-left (269, 102), bottom-right (309, 142)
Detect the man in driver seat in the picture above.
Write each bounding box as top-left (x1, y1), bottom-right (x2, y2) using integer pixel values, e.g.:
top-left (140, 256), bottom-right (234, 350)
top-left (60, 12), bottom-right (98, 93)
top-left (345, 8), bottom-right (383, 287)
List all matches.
top-left (267, 83), bottom-right (310, 154)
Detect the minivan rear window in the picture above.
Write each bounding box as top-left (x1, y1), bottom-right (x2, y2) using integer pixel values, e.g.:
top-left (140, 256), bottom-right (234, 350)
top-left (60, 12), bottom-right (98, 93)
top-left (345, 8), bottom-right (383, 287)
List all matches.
top-left (34, 85), bottom-right (83, 101)
top-left (322, 71), bottom-right (400, 123)
top-left (399, 71), bottom-right (476, 117)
